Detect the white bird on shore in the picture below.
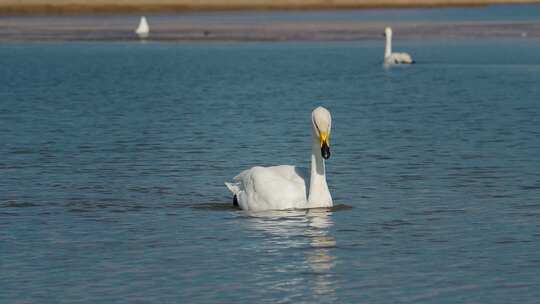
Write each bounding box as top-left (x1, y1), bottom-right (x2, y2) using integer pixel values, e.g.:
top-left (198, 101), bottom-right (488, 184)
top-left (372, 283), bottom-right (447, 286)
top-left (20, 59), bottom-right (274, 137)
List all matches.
top-left (383, 27), bottom-right (414, 65)
top-left (225, 107), bottom-right (333, 211)
top-left (135, 16), bottom-right (149, 39)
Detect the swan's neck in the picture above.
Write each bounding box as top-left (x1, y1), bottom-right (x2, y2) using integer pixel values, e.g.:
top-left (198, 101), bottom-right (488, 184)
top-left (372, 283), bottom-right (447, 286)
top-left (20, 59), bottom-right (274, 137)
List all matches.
top-left (307, 135), bottom-right (332, 208)
top-left (385, 34), bottom-right (392, 58)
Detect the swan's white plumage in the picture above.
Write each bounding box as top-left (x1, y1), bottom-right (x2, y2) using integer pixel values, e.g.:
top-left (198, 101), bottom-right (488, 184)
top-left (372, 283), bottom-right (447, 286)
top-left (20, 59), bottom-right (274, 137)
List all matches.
top-left (384, 27), bottom-right (414, 65)
top-left (385, 52), bottom-right (414, 65)
top-left (135, 16), bottom-right (150, 38)
top-left (225, 107), bottom-right (333, 212)
top-left (226, 165), bottom-right (308, 211)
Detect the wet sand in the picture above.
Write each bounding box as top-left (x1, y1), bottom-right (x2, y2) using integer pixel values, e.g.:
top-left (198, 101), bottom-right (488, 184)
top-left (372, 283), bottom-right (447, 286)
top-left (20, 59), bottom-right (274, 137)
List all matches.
top-left (1, 0), bottom-right (540, 15)
top-left (1, 14), bottom-right (539, 42)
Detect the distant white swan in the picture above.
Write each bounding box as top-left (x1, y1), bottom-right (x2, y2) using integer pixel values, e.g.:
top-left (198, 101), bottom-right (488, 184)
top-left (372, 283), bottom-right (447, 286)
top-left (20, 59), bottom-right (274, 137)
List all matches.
top-left (384, 27), bottom-right (414, 65)
top-left (135, 16), bottom-right (149, 39)
top-left (225, 107), bottom-right (333, 211)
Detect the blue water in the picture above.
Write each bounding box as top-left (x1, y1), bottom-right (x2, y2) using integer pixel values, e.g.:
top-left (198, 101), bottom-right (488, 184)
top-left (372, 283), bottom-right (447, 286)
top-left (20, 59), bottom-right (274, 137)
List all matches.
top-left (1, 39), bottom-right (540, 303)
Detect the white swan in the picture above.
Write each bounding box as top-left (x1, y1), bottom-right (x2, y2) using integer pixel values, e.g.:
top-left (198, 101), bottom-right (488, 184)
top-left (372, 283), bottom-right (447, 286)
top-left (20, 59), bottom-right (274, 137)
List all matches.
top-left (225, 107), bottom-right (333, 211)
top-left (135, 16), bottom-right (150, 39)
top-left (384, 27), bottom-right (414, 65)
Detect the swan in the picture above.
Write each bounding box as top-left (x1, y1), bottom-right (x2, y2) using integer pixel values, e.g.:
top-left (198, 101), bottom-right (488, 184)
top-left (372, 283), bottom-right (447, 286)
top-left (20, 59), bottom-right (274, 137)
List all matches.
top-left (383, 27), bottom-right (414, 65)
top-left (135, 16), bottom-right (150, 39)
top-left (225, 107), bottom-right (333, 211)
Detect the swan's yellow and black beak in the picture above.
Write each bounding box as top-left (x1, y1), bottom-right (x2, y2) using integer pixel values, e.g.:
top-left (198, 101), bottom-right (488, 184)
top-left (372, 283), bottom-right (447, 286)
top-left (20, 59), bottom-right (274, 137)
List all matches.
top-left (320, 131), bottom-right (331, 160)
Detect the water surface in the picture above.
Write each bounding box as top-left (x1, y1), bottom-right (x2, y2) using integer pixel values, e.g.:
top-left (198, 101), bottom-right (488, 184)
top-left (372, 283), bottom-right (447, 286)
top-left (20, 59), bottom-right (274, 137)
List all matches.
top-left (1, 39), bottom-right (540, 303)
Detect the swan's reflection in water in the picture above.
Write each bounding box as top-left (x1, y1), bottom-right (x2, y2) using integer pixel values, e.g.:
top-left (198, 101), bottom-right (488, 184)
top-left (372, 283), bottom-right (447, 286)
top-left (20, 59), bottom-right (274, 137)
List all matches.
top-left (245, 208), bottom-right (337, 300)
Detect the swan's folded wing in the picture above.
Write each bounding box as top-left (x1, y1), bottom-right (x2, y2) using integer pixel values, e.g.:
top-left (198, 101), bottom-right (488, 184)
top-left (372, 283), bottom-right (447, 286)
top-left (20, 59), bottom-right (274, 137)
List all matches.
top-left (396, 52), bottom-right (413, 63)
top-left (385, 52), bottom-right (413, 64)
top-left (226, 165), bottom-right (307, 211)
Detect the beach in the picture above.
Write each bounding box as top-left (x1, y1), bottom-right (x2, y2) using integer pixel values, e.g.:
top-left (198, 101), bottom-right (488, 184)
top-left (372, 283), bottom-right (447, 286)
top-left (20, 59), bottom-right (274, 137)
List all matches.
top-left (1, 0), bottom-right (540, 14)
top-left (1, 7), bottom-right (539, 42)
top-left (1, 1), bottom-right (539, 42)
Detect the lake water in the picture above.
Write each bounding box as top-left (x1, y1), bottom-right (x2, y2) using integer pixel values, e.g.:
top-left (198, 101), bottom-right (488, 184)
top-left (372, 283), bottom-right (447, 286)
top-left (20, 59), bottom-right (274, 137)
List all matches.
top-left (1, 37), bottom-right (540, 302)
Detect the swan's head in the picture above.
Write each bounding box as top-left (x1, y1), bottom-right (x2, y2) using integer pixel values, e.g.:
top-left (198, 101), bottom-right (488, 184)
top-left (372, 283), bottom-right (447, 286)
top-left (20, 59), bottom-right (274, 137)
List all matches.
top-left (384, 27), bottom-right (392, 37)
top-left (312, 106), bottom-right (332, 160)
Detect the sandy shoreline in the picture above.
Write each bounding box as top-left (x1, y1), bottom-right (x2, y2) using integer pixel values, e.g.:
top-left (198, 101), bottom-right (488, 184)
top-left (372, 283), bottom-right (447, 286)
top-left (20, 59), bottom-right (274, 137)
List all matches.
top-left (2, 3), bottom-right (539, 42)
top-left (1, 0), bottom-right (540, 15)
top-left (1, 15), bottom-right (539, 42)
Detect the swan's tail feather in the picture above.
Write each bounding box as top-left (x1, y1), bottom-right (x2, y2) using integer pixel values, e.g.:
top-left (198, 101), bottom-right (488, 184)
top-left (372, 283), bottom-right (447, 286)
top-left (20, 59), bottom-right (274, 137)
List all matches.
top-left (225, 182), bottom-right (240, 194)
top-left (225, 182), bottom-right (240, 207)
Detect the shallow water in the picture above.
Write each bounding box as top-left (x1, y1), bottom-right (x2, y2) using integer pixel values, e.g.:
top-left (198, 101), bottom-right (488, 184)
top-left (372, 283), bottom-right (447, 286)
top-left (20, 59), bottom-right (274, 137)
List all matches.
top-left (1, 39), bottom-right (540, 303)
